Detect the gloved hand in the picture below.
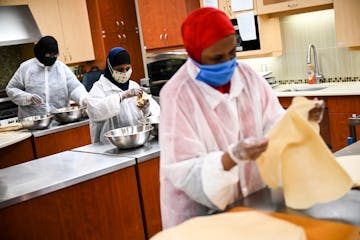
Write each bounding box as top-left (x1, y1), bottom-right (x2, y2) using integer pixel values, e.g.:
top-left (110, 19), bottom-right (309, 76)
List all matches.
top-left (120, 88), bottom-right (143, 100)
top-left (81, 98), bottom-right (88, 107)
top-left (308, 98), bottom-right (325, 122)
top-left (30, 94), bottom-right (44, 105)
top-left (227, 137), bottom-right (269, 163)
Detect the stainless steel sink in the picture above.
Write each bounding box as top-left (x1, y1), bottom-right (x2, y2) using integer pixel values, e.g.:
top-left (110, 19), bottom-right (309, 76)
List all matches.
top-left (280, 86), bottom-right (328, 92)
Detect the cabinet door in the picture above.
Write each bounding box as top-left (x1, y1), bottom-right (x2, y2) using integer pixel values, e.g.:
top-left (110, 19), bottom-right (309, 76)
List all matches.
top-left (334, 0), bottom-right (360, 48)
top-left (137, 0), bottom-right (167, 49)
top-left (162, 0), bottom-right (188, 48)
top-left (96, 0), bottom-right (145, 82)
top-left (256, 0), bottom-right (333, 15)
top-left (28, 0), bottom-right (66, 62)
top-left (57, 0), bottom-right (95, 64)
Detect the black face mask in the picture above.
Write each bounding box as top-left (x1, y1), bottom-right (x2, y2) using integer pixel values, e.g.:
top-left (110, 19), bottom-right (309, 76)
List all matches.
top-left (42, 56), bottom-right (57, 66)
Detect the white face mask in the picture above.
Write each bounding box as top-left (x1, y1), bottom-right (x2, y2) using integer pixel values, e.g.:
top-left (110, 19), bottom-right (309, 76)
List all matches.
top-left (107, 58), bottom-right (132, 84)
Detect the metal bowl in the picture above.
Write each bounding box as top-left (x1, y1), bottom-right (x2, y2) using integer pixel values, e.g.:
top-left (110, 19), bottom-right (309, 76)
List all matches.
top-left (20, 114), bottom-right (53, 130)
top-left (104, 124), bottom-right (153, 149)
top-left (51, 106), bottom-right (85, 124)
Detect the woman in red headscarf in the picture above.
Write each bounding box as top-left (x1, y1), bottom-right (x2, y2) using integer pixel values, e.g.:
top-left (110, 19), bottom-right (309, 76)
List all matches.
top-left (159, 7), bottom-right (323, 228)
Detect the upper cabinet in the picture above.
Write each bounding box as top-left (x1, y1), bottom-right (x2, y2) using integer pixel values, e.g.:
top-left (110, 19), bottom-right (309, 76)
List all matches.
top-left (334, 0), bottom-right (360, 48)
top-left (256, 0), bottom-right (333, 15)
top-left (28, 0), bottom-right (95, 64)
top-left (85, 0), bottom-right (145, 83)
top-left (137, 0), bottom-right (200, 51)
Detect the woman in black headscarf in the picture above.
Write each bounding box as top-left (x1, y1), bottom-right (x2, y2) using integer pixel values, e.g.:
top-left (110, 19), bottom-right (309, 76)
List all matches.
top-left (6, 36), bottom-right (88, 118)
top-left (86, 47), bottom-right (160, 144)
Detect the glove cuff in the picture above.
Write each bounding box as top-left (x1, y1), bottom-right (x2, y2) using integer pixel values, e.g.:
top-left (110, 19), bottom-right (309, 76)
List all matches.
top-left (227, 143), bottom-right (243, 165)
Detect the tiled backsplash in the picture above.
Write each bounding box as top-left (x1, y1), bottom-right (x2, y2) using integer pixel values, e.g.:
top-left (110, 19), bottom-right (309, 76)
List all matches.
top-left (240, 9), bottom-right (360, 83)
top-left (0, 46), bottom-right (22, 89)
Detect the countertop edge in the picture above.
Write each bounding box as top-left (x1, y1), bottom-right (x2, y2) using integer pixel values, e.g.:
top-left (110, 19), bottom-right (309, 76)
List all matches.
top-left (0, 131), bottom-right (32, 148)
top-left (0, 158), bottom-right (135, 209)
top-left (32, 119), bottom-right (90, 137)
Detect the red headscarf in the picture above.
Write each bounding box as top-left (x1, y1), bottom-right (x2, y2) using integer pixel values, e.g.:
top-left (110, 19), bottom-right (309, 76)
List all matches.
top-left (181, 7), bottom-right (235, 63)
top-left (181, 7), bottom-right (235, 93)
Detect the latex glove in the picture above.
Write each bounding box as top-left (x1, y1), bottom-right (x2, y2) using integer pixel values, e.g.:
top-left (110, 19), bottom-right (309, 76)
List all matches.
top-left (120, 88), bottom-right (143, 100)
top-left (227, 137), bottom-right (269, 163)
top-left (81, 98), bottom-right (88, 107)
top-left (30, 94), bottom-right (44, 105)
top-left (308, 99), bottom-right (325, 122)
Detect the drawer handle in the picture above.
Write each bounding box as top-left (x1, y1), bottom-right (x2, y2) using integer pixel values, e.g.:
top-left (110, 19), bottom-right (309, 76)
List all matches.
top-left (288, 2), bottom-right (298, 8)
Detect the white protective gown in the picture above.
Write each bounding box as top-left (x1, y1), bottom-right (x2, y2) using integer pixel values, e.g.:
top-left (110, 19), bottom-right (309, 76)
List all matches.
top-left (159, 59), bottom-right (285, 228)
top-left (86, 75), bottom-right (160, 144)
top-left (6, 58), bottom-right (88, 119)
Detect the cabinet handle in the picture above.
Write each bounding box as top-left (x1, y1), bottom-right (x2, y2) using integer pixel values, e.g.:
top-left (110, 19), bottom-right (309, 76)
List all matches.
top-left (69, 53), bottom-right (72, 62)
top-left (164, 33), bottom-right (168, 40)
top-left (122, 33), bottom-right (126, 39)
top-left (102, 30), bottom-right (106, 38)
top-left (288, 2), bottom-right (298, 8)
top-left (117, 34), bottom-right (122, 39)
top-left (63, 53), bottom-right (67, 62)
top-left (160, 34), bottom-right (163, 40)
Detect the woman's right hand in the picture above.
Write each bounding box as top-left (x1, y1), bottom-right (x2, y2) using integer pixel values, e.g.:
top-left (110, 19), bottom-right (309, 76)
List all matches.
top-left (121, 88), bottom-right (143, 100)
top-left (30, 94), bottom-right (44, 105)
top-left (228, 137), bottom-right (269, 163)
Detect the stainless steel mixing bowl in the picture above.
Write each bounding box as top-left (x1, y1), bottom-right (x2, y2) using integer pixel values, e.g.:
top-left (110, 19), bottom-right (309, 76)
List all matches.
top-left (20, 114), bottom-right (53, 130)
top-left (104, 124), bottom-right (153, 149)
top-left (51, 106), bottom-right (85, 124)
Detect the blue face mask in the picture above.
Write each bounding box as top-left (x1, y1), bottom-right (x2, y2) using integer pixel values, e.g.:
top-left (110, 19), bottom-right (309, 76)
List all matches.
top-left (196, 58), bottom-right (238, 87)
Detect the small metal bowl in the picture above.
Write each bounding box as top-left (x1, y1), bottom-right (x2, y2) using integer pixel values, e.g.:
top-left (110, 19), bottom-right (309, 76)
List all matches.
top-left (51, 106), bottom-right (85, 124)
top-left (20, 114), bottom-right (53, 130)
top-left (104, 124), bottom-right (153, 149)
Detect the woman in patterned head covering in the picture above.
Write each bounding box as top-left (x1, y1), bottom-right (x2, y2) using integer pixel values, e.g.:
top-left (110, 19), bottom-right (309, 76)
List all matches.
top-left (86, 47), bottom-right (160, 144)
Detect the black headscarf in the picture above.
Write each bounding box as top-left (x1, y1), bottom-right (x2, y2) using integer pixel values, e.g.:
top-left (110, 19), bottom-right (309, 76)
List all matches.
top-left (34, 36), bottom-right (59, 66)
top-left (104, 47), bottom-right (131, 91)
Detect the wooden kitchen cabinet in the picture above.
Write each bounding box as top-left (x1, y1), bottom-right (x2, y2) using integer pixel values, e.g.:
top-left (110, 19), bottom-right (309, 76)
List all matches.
top-left (0, 166), bottom-right (146, 240)
top-left (279, 96), bottom-right (360, 152)
top-left (0, 137), bottom-right (35, 169)
top-left (256, 0), bottom-right (333, 15)
top-left (137, 0), bottom-right (200, 51)
top-left (136, 157), bottom-right (162, 238)
top-left (334, 0), bottom-right (360, 48)
top-left (327, 96), bottom-right (360, 151)
top-left (85, 0), bottom-right (145, 83)
top-left (32, 124), bottom-right (91, 158)
top-left (28, 0), bottom-right (95, 64)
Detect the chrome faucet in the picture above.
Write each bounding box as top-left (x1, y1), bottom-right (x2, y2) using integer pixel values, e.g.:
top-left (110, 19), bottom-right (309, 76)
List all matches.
top-left (306, 44), bottom-right (324, 84)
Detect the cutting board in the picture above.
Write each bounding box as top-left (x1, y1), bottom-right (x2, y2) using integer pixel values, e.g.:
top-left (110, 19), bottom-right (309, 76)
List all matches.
top-left (229, 207), bottom-right (360, 240)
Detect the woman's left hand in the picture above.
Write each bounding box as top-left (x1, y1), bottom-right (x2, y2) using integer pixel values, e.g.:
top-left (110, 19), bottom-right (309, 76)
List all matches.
top-left (308, 99), bottom-right (325, 122)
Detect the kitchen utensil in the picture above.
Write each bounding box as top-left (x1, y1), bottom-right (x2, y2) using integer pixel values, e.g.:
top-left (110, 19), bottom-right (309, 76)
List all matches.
top-left (51, 106), bottom-right (85, 124)
top-left (104, 124), bottom-right (153, 149)
top-left (20, 114), bottom-right (53, 130)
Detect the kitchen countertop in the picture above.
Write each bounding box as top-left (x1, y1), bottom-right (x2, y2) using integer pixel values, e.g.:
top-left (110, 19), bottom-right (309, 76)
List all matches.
top-left (334, 140), bottom-right (360, 157)
top-left (0, 130), bottom-right (32, 148)
top-left (273, 82), bottom-right (360, 97)
top-left (232, 141), bottom-right (360, 226)
top-left (0, 150), bottom-right (135, 209)
top-left (71, 136), bottom-right (160, 163)
top-left (31, 118), bottom-right (89, 137)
